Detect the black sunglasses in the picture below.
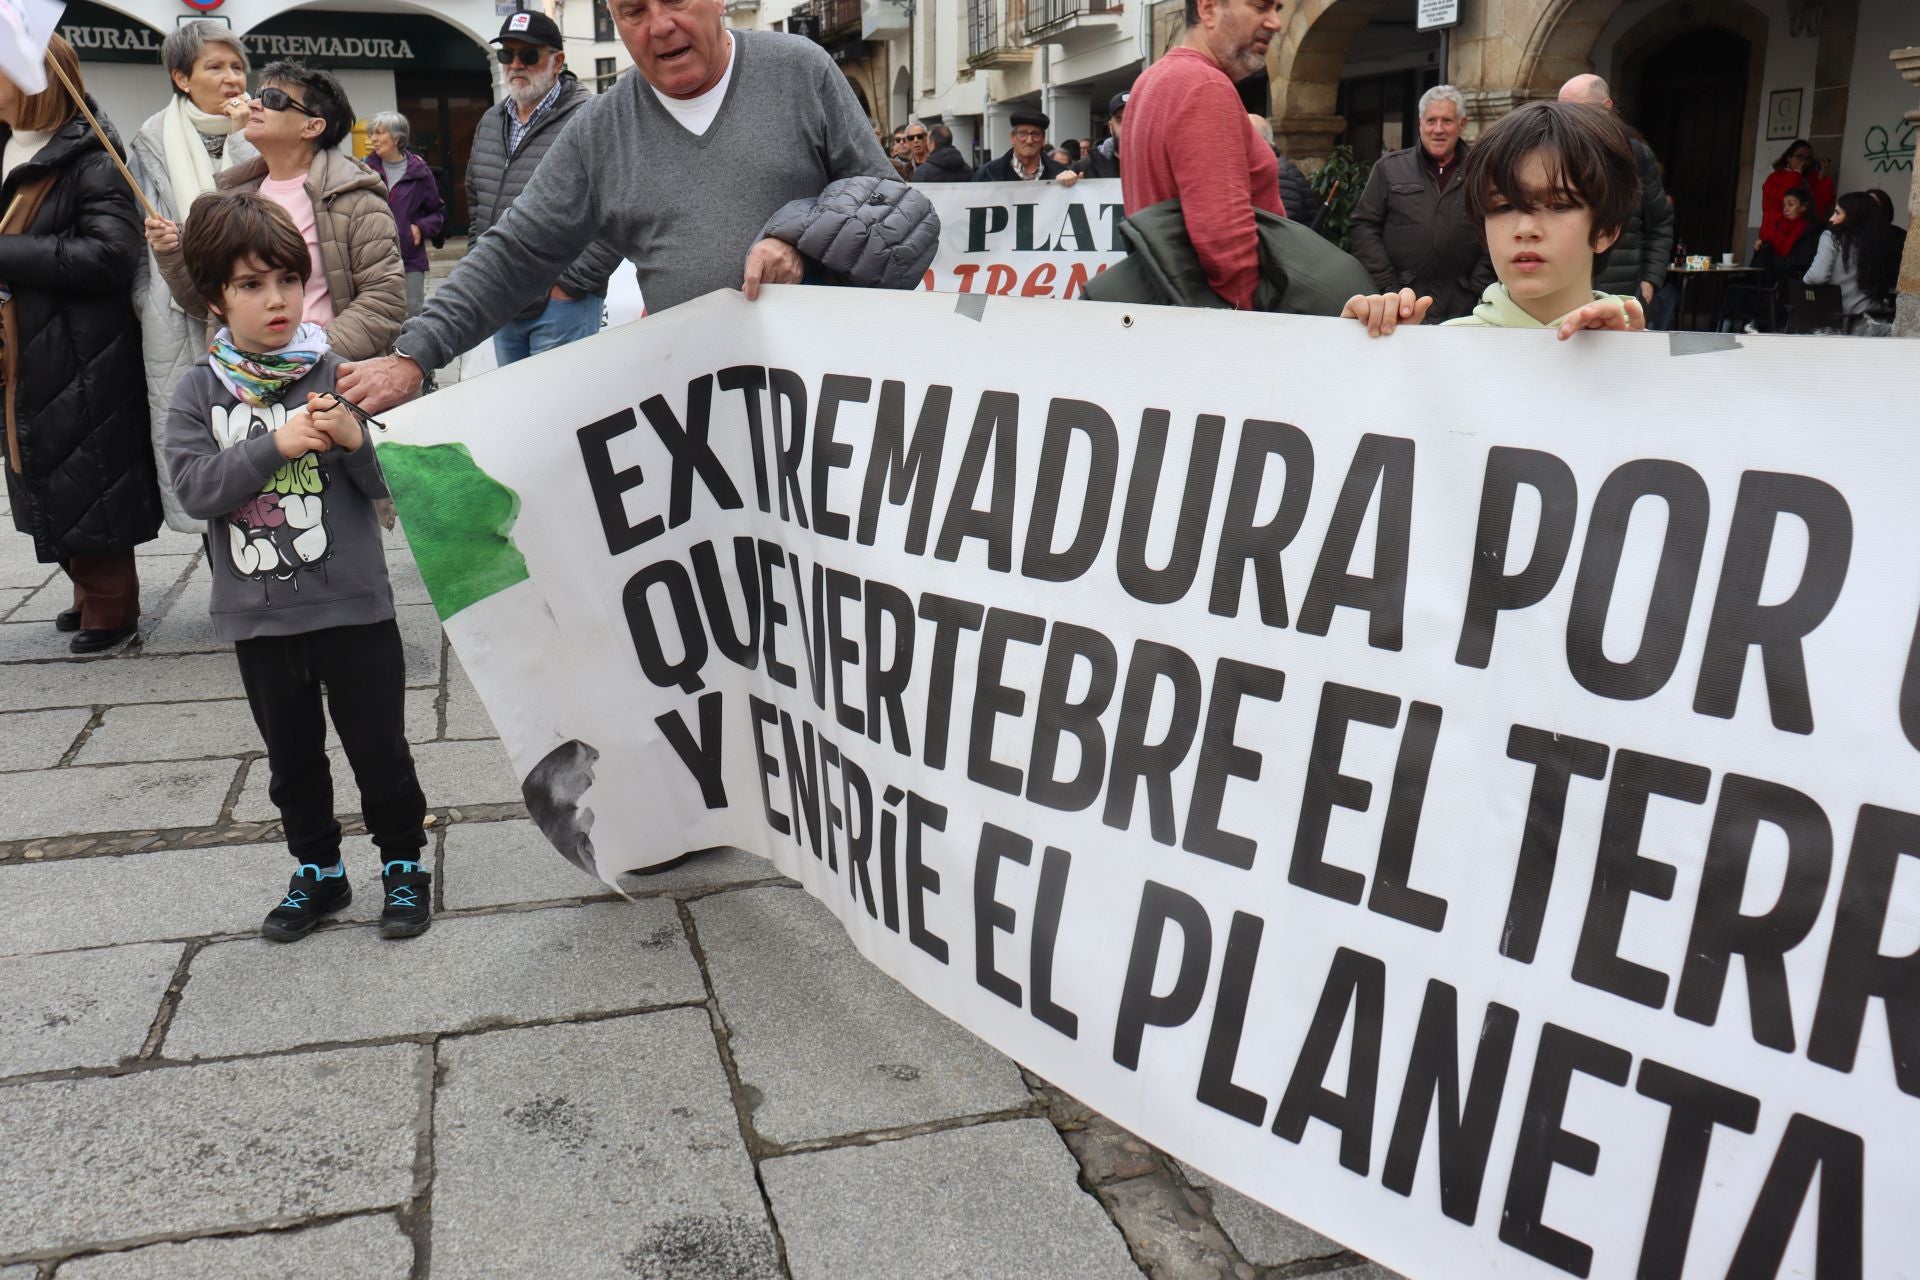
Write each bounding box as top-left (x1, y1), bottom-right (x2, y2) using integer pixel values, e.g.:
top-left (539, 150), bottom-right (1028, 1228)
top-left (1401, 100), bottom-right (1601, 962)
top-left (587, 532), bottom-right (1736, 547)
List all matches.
top-left (255, 85), bottom-right (321, 118)
top-left (318, 392), bottom-right (389, 434)
top-left (496, 46), bottom-right (551, 67)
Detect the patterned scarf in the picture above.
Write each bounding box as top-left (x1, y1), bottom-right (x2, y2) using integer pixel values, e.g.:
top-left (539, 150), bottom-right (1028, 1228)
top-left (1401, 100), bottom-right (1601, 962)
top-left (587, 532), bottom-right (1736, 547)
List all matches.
top-left (209, 324), bottom-right (331, 407)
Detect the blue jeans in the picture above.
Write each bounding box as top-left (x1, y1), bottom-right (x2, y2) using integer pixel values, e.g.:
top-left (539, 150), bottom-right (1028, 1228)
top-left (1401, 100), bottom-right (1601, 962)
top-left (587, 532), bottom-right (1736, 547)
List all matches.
top-left (492, 294), bottom-right (604, 366)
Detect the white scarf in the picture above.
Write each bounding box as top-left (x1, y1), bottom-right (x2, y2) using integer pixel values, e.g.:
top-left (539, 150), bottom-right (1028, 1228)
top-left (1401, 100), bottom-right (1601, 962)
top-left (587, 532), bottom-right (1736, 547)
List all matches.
top-left (160, 94), bottom-right (238, 215)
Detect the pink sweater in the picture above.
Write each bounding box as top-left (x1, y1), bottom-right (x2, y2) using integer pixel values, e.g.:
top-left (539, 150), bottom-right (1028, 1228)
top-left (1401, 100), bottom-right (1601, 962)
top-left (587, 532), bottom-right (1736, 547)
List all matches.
top-left (1121, 47), bottom-right (1284, 310)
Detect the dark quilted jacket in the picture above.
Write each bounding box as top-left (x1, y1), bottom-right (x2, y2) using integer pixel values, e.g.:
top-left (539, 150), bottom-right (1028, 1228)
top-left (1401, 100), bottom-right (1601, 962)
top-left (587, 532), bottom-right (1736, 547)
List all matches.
top-left (1593, 135), bottom-right (1672, 298)
top-left (1276, 153), bottom-right (1324, 228)
top-left (759, 176), bottom-right (940, 291)
top-left (2, 108), bottom-right (161, 563)
top-left (467, 71), bottom-right (624, 321)
top-left (1348, 141), bottom-right (1496, 323)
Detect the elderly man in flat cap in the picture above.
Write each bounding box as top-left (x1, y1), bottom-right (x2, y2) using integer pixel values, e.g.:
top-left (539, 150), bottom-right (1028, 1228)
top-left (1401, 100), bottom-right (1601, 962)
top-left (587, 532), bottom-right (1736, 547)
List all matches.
top-left (973, 109), bottom-right (1081, 185)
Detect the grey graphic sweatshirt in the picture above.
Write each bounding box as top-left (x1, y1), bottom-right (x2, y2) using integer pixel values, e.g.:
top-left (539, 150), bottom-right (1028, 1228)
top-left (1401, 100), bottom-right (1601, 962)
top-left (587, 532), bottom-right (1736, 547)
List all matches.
top-left (163, 353), bottom-right (396, 642)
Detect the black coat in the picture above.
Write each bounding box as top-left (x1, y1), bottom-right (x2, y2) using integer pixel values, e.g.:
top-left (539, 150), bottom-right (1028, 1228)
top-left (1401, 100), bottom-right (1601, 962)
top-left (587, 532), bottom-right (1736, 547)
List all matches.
top-left (1276, 153), bottom-right (1323, 228)
top-left (1348, 142), bottom-right (1496, 323)
top-left (1, 107), bottom-right (160, 563)
top-left (912, 145), bottom-right (973, 183)
top-left (1074, 137), bottom-right (1120, 179)
top-left (1593, 135), bottom-right (1675, 297)
top-left (973, 149), bottom-right (1070, 182)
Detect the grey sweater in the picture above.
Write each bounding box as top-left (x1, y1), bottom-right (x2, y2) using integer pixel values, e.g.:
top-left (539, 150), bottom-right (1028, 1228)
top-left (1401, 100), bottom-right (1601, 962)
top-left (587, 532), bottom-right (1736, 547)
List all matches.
top-left (164, 354), bottom-right (395, 641)
top-left (398, 30), bottom-right (894, 371)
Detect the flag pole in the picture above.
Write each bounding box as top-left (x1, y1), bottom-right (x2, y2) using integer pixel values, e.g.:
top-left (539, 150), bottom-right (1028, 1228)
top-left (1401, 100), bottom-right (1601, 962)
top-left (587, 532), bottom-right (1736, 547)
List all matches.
top-left (43, 52), bottom-right (161, 222)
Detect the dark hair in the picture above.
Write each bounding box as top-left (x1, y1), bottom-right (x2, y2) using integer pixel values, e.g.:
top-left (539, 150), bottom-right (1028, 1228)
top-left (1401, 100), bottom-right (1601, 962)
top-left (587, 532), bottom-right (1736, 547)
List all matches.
top-left (1060, 138), bottom-right (1082, 162)
top-left (179, 191), bottom-right (312, 312)
top-left (1462, 100), bottom-right (1639, 249)
top-left (1866, 188), bottom-right (1896, 220)
top-left (1782, 186), bottom-right (1812, 209)
top-left (930, 122), bottom-right (953, 149)
top-left (256, 60), bottom-right (354, 152)
top-left (1831, 190), bottom-right (1900, 300)
top-left (1772, 138), bottom-right (1812, 170)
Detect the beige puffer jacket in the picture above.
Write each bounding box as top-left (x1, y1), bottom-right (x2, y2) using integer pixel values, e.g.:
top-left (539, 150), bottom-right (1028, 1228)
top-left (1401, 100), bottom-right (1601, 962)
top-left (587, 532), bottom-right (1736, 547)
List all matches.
top-left (154, 147), bottom-right (406, 363)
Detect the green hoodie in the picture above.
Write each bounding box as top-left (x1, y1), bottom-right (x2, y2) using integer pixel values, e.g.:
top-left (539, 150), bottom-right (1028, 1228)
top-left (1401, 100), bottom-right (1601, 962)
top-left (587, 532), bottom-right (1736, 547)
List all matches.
top-left (1443, 282), bottom-right (1638, 328)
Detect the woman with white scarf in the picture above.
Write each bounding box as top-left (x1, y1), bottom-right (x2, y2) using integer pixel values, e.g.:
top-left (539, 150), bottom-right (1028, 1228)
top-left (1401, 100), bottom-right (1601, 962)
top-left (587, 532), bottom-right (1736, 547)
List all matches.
top-left (128, 20), bottom-right (257, 533)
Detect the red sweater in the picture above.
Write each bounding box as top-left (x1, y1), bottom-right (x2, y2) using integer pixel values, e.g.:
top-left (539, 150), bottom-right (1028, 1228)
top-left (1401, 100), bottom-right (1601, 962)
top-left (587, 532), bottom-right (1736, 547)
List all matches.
top-left (1122, 47), bottom-right (1284, 310)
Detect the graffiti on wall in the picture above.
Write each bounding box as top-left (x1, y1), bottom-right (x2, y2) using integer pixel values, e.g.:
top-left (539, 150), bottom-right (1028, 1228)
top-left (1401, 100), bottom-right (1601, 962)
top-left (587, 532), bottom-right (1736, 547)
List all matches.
top-left (1864, 118), bottom-right (1916, 174)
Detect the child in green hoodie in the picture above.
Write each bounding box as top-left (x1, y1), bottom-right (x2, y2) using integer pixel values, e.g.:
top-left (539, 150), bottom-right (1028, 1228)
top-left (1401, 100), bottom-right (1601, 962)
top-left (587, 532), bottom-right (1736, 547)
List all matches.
top-left (1342, 99), bottom-right (1645, 339)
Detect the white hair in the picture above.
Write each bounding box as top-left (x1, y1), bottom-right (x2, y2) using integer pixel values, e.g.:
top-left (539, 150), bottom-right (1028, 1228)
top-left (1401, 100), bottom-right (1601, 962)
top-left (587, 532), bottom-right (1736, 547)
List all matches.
top-left (1418, 84), bottom-right (1467, 120)
top-left (366, 111), bottom-right (410, 149)
top-left (1248, 113), bottom-right (1274, 145)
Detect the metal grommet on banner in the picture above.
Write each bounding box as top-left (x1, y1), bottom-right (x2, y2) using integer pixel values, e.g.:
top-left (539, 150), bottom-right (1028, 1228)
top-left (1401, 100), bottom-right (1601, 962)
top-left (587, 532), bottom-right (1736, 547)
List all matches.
top-left (1122, 314), bottom-right (1134, 328)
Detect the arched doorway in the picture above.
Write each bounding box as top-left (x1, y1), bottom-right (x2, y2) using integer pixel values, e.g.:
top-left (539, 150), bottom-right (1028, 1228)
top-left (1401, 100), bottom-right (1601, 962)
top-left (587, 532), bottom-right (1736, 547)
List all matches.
top-left (892, 66), bottom-right (910, 130)
top-left (1626, 27), bottom-right (1753, 258)
top-left (1266, 0), bottom-right (1391, 165)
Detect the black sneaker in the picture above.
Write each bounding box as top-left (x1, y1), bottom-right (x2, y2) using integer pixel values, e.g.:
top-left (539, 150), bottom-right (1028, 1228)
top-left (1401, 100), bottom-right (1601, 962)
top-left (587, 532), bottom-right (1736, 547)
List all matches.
top-left (70, 625), bottom-right (135, 655)
top-left (380, 860), bottom-right (432, 939)
top-left (54, 609), bottom-right (80, 633)
top-left (262, 863), bottom-right (352, 942)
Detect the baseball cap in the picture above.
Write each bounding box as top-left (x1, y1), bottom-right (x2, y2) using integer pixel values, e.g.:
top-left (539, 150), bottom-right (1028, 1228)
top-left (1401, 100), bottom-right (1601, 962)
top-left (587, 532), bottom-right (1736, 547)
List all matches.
top-left (493, 9), bottom-right (564, 50)
top-left (1108, 92), bottom-right (1129, 117)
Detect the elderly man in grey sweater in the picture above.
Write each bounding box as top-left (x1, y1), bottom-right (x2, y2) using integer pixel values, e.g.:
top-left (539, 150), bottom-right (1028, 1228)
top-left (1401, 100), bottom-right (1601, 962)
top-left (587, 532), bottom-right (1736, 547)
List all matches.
top-left (341, 0), bottom-right (937, 412)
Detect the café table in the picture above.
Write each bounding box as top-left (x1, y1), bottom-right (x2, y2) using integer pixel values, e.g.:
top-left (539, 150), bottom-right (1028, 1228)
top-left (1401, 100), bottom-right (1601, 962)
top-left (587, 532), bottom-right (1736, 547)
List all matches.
top-left (1667, 263), bottom-right (1766, 331)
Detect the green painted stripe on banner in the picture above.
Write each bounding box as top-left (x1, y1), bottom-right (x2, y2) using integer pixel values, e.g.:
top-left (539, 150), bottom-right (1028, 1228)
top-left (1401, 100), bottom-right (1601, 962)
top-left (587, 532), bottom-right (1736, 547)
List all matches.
top-left (377, 442), bottom-right (530, 621)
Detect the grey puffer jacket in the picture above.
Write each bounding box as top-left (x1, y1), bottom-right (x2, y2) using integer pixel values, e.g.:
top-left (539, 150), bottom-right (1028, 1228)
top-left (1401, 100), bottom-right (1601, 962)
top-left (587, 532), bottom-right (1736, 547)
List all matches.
top-left (759, 176), bottom-right (940, 291)
top-left (128, 113), bottom-right (257, 531)
top-left (467, 71), bottom-right (624, 321)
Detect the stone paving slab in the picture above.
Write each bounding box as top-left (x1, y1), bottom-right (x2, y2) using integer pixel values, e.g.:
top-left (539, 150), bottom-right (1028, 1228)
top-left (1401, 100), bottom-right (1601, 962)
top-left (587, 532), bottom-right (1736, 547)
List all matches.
top-left (395, 602), bottom-right (445, 687)
top-left (614, 846), bottom-right (792, 897)
top-left (388, 558), bottom-right (431, 607)
top-left (691, 887), bottom-right (1031, 1145)
top-left (54, 1214), bottom-right (414, 1279)
top-left (0, 617), bottom-right (148, 662)
top-left (231, 738), bottom-right (519, 823)
top-left (0, 654), bottom-right (249, 713)
top-left (0, 586), bottom-right (30, 619)
top-left (440, 819), bottom-right (616, 911)
top-left (136, 575), bottom-right (219, 655)
top-left (432, 1010), bottom-right (780, 1280)
top-left (0, 942), bottom-right (180, 1078)
top-left (442, 654), bottom-right (496, 740)
top-left (0, 707), bottom-right (92, 772)
top-left (1178, 1161), bottom-right (1345, 1266)
top-left (0, 843), bottom-right (384, 959)
top-left (764, 1119), bottom-right (1140, 1279)
top-left (0, 554), bottom-right (52, 589)
top-left (5, 558), bottom-right (195, 625)
top-left (73, 690), bottom-right (440, 766)
top-left (0, 1044), bottom-right (422, 1259)
top-left (166, 899), bottom-right (703, 1058)
top-left (0, 759), bottom-right (241, 842)
top-left (0, 1265), bottom-right (33, 1279)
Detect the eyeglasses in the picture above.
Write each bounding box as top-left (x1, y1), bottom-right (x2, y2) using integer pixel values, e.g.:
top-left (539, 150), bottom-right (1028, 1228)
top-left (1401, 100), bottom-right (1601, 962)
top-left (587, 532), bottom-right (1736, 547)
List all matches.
top-left (496, 45), bottom-right (550, 67)
top-left (1011, 129), bottom-right (1045, 140)
top-left (256, 86), bottom-right (321, 118)
top-left (904, 131), bottom-right (928, 141)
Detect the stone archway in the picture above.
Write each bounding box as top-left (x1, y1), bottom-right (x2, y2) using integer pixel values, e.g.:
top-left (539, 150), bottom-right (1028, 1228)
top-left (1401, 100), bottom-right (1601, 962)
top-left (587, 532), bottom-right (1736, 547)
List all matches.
top-left (1265, 0), bottom-right (1390, 166)
top-left (1609, 0), bottom-right (1770, 252)
top-left (1510, 0), bottom-right (1629, 101)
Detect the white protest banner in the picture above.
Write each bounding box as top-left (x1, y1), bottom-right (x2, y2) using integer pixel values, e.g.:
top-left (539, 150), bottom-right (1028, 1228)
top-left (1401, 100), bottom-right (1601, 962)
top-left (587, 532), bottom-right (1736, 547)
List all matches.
top-left (0, 0), bottom-right (63, 95)
top-left (917, 179), bottom-right (1125, 299)
top-left (379, 288), bottom-right (1920, 1280)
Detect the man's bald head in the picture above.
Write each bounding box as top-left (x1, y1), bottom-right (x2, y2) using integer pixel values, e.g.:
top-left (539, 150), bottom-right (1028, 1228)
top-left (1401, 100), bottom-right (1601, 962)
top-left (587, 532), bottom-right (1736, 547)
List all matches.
top-left (1559, 73), bottom-right (1612, 109)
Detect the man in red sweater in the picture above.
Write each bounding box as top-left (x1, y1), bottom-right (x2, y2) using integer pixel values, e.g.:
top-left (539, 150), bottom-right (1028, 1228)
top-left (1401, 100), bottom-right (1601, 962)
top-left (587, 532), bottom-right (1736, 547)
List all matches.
top-left (1122, 0), bottom-right (1286, 309)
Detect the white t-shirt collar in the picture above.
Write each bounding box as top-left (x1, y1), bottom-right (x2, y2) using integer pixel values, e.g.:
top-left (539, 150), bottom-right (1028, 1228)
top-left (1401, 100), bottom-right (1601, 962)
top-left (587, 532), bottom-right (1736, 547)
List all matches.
top-left (646, 32), bottom-right (736, 138)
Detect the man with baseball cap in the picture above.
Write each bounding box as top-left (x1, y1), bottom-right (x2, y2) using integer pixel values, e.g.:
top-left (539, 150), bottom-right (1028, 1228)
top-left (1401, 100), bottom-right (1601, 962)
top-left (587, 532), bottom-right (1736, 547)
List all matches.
top-left (973, 109), bottom-right (1080, 185)
top-left (468, 8), bottom-right (622, 366)
top-left (1075, 92), bottom-right (1127, 179)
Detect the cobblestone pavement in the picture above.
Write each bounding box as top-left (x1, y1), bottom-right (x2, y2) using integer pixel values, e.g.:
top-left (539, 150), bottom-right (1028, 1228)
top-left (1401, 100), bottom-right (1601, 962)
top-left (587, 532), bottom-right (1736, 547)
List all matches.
top-left (0, 290), bottom-right (1394, 1280)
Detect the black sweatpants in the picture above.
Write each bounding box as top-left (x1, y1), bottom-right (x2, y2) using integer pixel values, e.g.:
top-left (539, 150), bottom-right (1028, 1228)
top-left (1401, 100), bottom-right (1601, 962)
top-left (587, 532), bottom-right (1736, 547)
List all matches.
top-left (235, 618), bottom-right (428, 865)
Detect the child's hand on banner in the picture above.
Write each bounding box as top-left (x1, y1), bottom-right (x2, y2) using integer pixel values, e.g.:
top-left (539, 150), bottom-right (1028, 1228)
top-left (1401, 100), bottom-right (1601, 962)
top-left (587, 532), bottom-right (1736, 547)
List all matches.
top-left (1556, 295), bottom-right (1646, 340)
top-left (1340, 288), bottom-right (1432, 336)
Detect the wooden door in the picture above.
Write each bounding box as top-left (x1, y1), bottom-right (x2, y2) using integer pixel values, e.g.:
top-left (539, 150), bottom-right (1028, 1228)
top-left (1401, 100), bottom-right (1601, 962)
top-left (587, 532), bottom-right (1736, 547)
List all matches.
top-left (1632, 28), bottom-right (1751, 259)
top-left (396, 73), bottom-right (493, 237)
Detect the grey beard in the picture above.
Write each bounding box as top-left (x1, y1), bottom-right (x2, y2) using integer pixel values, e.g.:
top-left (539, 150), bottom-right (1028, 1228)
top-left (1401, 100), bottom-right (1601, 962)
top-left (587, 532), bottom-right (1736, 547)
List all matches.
top-left (509, 67), bottom-right (559, 108)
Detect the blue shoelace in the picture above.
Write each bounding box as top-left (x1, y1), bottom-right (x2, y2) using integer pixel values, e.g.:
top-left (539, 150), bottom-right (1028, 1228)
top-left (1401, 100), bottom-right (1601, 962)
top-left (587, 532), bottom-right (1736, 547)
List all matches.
top-left (281, 862), bottom-right (342, 910)
top-left (384, 861), bottom-right (422, 910)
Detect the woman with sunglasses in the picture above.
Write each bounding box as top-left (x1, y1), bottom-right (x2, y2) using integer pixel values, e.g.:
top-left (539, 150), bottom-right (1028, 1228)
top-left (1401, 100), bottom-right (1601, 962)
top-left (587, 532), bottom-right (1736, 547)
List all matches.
top-left (1, 37), bottom-right (163, 653)
top-left (128, 20), bottom-right (258, 536)
top-left (145, 61), bottom-right (405, 365)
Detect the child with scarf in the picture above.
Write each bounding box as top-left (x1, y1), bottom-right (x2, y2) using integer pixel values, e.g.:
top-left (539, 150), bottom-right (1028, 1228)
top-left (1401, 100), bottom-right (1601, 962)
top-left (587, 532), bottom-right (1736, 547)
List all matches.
top-left (163, 191), bottom-right (431, 943)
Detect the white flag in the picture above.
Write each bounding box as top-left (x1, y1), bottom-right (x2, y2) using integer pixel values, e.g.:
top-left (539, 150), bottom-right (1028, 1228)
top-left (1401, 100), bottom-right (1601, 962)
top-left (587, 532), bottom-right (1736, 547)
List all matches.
top-left (0, 0), bottom-right (64, 97)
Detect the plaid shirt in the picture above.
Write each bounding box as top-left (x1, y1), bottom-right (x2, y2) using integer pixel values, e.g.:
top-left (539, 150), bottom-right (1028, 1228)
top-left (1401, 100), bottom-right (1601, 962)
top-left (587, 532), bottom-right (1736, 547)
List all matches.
top-left (506, 77), bottom-right (565, 155)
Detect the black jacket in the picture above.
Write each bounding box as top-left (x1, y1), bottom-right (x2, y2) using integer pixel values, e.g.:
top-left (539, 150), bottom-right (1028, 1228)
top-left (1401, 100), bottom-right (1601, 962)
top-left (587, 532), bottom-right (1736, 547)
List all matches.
top-left (467, 71), bottom-right (624, 320)
top-left (973, 149), bottom-right (1070, 182)
top-left (912, 145), bottom-right (972, 183)
top-left (1, 107), bottom-right (160, 563)
top-left (1074, 137), bottom-right (1120, 179)
top-left (1594, 136), bottom-right (1674, 297)
top-left (1348, 142), bottom-right (1495, 323)
top-left (1276, 153), bottom-right (1323, 228)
